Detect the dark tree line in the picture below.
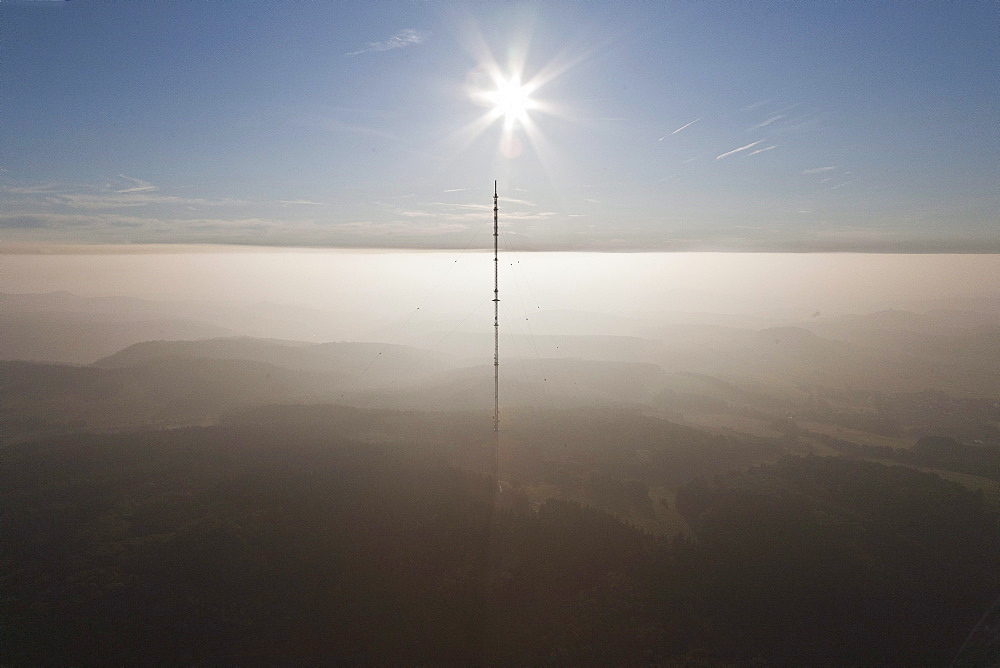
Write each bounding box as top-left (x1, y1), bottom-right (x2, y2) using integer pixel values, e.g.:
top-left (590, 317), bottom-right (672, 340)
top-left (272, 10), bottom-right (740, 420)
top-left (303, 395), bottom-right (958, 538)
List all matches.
top-left (816, 431), bottom-right (1000, 483)
top-left (4, 426), bottom-right (999, 665)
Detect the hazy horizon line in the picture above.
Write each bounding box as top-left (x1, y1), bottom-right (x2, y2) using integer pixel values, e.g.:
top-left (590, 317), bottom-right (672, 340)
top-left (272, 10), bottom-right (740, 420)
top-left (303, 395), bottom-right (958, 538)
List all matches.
top-left (3, 241), bottom-right (999, 256)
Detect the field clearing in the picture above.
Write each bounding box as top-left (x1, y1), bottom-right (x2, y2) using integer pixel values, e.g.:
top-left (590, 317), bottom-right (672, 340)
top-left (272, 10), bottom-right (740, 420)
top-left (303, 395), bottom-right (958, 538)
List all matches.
top-left (671, 412), bottom-right (784, 439)
top-left (523, 483), bottom-right (689, 537)
top-left (643, 486), bottom-right (690, 536)
top-left (798, 421), bottom-right (914, 450)
top-left (928, 469), bottom-right (1000, 509)
top-left (800, 435), bottom-right (845, 457)
top-left (862, 457), bottom-right (1000, 509)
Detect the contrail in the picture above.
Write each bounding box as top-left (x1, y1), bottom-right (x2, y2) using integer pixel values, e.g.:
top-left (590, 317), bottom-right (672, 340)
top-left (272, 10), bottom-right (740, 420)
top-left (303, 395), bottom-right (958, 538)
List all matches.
top-left (671, 117), bottom-right (702, 135)
top-left (716, 140), bottom-right (762, 160)
top-left (750, 115), bottom-right (784, 130)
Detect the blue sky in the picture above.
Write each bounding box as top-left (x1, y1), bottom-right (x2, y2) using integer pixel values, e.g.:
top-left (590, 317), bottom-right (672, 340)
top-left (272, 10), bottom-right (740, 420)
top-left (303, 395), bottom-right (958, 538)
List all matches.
top-left (1, 1), bottom-right (997, 251)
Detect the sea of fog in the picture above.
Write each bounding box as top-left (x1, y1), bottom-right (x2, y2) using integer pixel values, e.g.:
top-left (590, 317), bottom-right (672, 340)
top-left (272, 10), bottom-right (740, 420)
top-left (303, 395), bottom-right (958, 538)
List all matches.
top-left (3, 249), bottom-right (998, 330)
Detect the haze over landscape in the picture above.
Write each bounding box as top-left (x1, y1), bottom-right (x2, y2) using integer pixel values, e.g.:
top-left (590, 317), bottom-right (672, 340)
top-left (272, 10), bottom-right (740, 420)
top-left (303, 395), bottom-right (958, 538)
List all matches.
top-left (2, 1), bottom-right (999, 665)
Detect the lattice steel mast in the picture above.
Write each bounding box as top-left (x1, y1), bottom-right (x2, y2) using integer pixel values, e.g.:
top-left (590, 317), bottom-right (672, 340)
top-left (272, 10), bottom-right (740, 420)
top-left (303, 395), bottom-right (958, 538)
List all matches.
top-left (493, 181), bottom-right (500, 490)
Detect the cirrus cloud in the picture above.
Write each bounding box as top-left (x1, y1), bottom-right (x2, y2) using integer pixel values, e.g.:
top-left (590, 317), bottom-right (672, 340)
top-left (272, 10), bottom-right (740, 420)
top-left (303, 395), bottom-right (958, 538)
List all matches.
top-left (346, 29), bottom-right (429, 57)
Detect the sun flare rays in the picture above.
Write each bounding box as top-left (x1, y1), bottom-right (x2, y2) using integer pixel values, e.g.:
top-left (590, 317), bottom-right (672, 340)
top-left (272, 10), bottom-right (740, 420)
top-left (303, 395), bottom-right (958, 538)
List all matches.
top-left (455, 22), bottom-right (569, 163)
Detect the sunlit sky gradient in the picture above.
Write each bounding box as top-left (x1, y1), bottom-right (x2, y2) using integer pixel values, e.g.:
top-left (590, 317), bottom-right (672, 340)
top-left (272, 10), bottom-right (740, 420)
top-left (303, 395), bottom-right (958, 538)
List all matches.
top-left (2, 1), bottom-right (997, 252)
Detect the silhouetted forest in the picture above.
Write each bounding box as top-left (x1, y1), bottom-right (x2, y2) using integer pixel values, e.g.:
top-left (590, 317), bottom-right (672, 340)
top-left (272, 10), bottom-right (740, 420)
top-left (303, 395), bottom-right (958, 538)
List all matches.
top-left (4, 423), bottom-right (998, 665)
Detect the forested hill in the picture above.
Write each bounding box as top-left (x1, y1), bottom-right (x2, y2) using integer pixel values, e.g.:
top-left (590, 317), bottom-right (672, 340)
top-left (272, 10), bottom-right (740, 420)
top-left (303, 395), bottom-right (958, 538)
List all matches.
top-left (3, 425), bottom-right (998, 665)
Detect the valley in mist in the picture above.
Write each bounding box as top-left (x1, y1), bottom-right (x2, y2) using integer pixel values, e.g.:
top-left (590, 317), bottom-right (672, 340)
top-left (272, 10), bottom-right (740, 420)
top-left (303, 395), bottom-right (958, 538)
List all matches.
top-left (3, 248), bottom-right (1000, 664)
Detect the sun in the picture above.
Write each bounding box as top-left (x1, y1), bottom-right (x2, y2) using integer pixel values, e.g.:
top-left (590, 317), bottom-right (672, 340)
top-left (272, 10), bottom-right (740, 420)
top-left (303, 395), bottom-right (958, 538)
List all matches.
top-left (486, 75), bottom-right (534, 128)
top-left (452, 23), bottom-right (586, 163)
top-left (468, 70), bottom-right (538, 131)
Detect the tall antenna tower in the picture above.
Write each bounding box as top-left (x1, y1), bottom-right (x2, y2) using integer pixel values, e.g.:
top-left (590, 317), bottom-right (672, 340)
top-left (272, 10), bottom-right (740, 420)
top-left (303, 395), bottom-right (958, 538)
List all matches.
top-left (493, 180), bottom-right (500, 491)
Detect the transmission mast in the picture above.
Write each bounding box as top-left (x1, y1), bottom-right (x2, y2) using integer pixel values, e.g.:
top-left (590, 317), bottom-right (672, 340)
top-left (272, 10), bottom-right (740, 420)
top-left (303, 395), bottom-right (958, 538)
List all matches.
top-left (493, 180), bottom-right (500, 491)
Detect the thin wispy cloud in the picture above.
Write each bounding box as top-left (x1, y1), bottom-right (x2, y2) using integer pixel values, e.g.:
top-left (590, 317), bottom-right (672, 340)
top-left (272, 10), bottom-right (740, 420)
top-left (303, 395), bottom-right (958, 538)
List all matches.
top-left (743, 100), bottom-right (773, 112)
top-left (494, 210), bottom-right (556, 222)
top-left (803, 166), bottom-right (838, 174)
top-left (778, 114), bottom-right (822, 134)
top-left (345, 220), bottom-right (471, 237)
top-left (772, 102), bottom-right (804, 116)
top-left (397, 206), bottom-right (554, 223)
top-left (716, 140), bottom-right (762, 160)
top-left (392, 195), bottom-right (545, 227)
top-left (114, 174), bottom-right (157, 194)
top-left (3, 207), bottom-right (993, 253)
top-left (345, 29), bottom-right (429, 56)
top-left (1, 183), bottom-right (62, 195)
top-left (3, 178), bottom-right (334, 218)
top-left (321, 116), bottom-right (401, 142)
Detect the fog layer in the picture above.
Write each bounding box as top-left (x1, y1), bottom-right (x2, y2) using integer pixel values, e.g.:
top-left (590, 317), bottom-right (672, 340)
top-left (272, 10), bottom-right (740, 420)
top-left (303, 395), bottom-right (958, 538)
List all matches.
top-left (4, 248), bottom-right (998, 327)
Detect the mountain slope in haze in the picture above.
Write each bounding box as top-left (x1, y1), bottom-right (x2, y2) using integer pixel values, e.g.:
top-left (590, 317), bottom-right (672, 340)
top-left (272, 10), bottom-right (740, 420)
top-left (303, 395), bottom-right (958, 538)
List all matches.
top-left (797, 309), bottom-right (1000, 396)
top-left (8, 290), bottom-right (997, 397)
top-left (1, 337), bottom-right (453, 442)
top-left (96, 337), bottom-right (450, 388)
top-left (1, 345), bottom-right (791, 444)
top-left (1, 314), bottom-right (231, 366)
top-left (96, 339), bottom-right (762, 414)
top-left (804, 308), bottom-right (999, 346)
top-left (510, 311), bottom-right (1000, 399)
top-left (0, 292), bottom-right (233, 364)
top-left (642, 320), bottom-right (1000, 399)
top-left (362, 358), bottom-right (668, 411)
top-left (0, 292), bottom-right (372, 364)
top-left (0, 358), bottom-right (323, 441)
top-left (355, 356), bottom-right (797, 419)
